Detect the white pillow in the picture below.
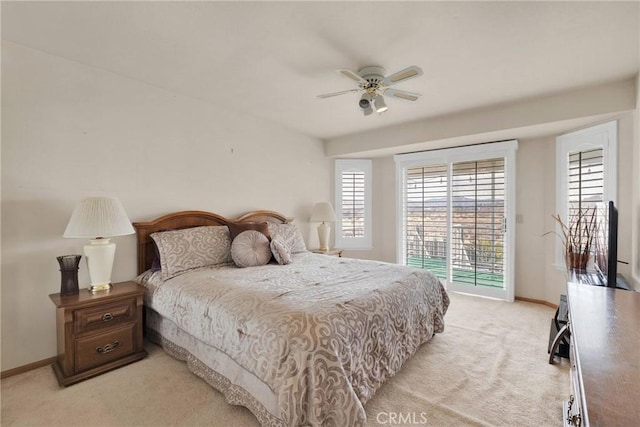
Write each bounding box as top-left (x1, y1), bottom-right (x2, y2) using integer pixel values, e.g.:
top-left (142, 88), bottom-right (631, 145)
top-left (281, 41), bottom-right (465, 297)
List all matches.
top-left (231, 230), bottom-right (272, 268)
top-left (270, 236), bottom-right (293, 265)
top-left (266, 223), bottom-right (307, 254)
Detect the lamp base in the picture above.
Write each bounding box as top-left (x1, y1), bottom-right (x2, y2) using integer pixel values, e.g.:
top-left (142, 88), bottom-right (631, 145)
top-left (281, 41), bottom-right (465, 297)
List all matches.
top-left (88, 283), bottom-right (112, 293)
top-left (317, 222), bottom-right (330, 252)
top-left (84, 238), bottom-right (116, 293)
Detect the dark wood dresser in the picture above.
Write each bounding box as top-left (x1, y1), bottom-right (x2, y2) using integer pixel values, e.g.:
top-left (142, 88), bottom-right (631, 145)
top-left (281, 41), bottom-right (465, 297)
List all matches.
top-left (565, 282), bottom-right (640, 426)
top-left (49, 281), bottom-right (147, 386)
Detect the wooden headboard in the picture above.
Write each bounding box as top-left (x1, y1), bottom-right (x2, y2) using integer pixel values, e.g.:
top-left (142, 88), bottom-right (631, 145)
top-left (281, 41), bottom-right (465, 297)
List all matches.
top-left (132, 210), bottom-right (292, 275)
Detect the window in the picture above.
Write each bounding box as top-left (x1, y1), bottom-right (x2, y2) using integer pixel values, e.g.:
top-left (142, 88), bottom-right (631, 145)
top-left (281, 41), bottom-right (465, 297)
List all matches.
top-left (569, 148), bottom-right (604, 213)
top-left (335, 159), bottom-right (372, 250)
top-left (556, 121), bottom-right (617, 267)
top-left (396, 140), bottom-right (517, 301)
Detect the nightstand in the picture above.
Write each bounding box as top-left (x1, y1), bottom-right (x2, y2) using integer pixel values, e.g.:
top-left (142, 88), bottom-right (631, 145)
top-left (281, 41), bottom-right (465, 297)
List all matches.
top-left (311, 249), bottom-right (343, 257)
top-left (49, 281), bottom-right (147, 386)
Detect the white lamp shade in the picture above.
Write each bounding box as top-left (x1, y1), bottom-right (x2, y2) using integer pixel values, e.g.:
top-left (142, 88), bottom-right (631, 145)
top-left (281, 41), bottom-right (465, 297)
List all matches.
top-left (310, 202), bottom-right (337, 223)
top-left (63, 197), bottom-right (134, 238)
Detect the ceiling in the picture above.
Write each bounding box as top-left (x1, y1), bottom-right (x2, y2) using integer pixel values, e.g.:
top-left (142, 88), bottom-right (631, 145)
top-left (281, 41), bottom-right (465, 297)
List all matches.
top-left (2, 1), bottom-right (639, 141)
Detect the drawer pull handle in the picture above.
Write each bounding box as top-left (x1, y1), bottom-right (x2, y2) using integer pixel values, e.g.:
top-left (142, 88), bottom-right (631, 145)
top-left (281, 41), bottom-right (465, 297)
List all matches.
top-left (569, 414), bottom-right (581, 426)
top-left (96, 341), bottom-right (120, 354)
top-left (102, 313), bottom-right (114, 322)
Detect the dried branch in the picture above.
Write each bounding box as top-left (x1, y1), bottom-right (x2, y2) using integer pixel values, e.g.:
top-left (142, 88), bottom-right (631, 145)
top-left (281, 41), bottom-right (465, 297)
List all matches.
top-left (545, 206), bottom-right (599, 270)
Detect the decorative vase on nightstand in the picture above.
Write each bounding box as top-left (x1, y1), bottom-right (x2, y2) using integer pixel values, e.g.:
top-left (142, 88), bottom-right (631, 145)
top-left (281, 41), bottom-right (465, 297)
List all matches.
top-left (57, 254), bottom-right (81, 296)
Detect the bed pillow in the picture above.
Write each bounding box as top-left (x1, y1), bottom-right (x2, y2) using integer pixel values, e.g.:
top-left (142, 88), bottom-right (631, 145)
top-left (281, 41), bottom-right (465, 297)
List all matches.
top-left (151, 226), bottom-right (232, 280)
top-left (231, 230), bottom-right (272, 268)
top-left (266, 223), bottom-right (307, 254)
top-left (270, 236), bottom-right (293, 265)
top-left (227, 221), bottom-right (271, 240)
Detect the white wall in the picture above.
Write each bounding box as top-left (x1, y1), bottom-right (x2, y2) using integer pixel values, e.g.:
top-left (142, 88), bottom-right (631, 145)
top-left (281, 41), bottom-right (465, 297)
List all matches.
top-left (633, 73), bottom-right (640, 289)
top-left (514, 138), bottom-right (549, 300)
top-left (614, 113), bottom-right (636, 285)
top-left (1, 42), bottom-right (331, 371)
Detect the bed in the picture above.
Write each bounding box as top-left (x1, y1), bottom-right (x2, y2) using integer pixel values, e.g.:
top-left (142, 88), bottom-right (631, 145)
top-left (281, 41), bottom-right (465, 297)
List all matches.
top-left (133, 210), bottom-right (449, 426)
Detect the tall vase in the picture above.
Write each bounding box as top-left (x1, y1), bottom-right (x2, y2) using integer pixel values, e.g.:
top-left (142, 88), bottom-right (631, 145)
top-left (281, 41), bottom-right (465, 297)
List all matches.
top-left (567, 251), bottom-right (589, 271)
top-left (57, 255), bottom-right (82, 296)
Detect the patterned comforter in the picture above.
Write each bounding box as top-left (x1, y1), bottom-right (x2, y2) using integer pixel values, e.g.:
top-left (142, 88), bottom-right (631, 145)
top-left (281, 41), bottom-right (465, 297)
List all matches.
top-left (138, 252), bottom-right (449, 426)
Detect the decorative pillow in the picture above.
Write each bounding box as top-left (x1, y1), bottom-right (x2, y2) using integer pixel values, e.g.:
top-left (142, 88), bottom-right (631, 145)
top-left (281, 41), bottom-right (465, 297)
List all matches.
top-left (227, 221), bottom-right (270, 240)
top-left (231, 230), bottom-right (272, 268)
top-left (270, 236), bottom-right (293, 265)
top-left (151, 226), bottom-right (232, 280)
top-left (266, 223), bottom-right (307, 254)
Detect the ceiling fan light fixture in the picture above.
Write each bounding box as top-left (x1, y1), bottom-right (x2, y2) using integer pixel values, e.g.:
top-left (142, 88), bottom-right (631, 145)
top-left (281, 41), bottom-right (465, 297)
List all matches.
top-left (359, 93), bottom-right (373, 115)
top-left (373, 95), bottom-right (388, 114)
top-left (317, 64), bottom-right (423, 116)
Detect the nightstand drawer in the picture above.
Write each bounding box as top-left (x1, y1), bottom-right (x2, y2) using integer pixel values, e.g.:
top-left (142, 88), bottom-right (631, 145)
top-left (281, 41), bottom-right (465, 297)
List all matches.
top-left (75, 324), bottom-right (135, 372)
top-left (74, 298), bottom-right (136, 334)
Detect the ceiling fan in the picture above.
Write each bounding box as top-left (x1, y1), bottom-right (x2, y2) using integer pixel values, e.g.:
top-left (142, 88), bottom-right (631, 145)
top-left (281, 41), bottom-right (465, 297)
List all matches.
top-left (317, 65), bottom-right (423, 116)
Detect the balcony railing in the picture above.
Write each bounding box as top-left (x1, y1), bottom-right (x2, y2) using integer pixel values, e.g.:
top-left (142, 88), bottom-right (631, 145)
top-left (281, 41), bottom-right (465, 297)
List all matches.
top-left (406, 231), bottom-right (504, 288)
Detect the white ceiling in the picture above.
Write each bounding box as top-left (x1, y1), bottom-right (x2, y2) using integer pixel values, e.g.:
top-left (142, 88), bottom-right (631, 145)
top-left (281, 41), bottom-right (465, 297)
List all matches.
top-left (2, 1), bottom-right (639, 140)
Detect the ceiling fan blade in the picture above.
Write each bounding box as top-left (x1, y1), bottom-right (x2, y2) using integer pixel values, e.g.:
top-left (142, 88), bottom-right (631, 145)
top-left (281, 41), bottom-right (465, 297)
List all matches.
top-left (382, 66), bottom-right (423, 86)
top-left (337, 69), bottom-right (367, 84)
top-left (317, 89), bottom-right (360, 99)
top-left (384, 88), bottom-right (422, 102)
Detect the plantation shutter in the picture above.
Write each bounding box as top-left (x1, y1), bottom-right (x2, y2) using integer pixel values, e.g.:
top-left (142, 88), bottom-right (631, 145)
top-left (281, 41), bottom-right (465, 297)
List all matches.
top-left (400, 157), bottom-right (508, 288)
top-left (335, 159), bottom-right (372, 249)
top-left (556, 121), bottom-right (616, 270)
top-left (404, 164), bottom-right (448, 280)
top-left (340, 170), bottom-right (365, 238)
top-left (395, 140), bottom-right (516, 300)
top-left (451, 158), bottom-right (505, 287)
top-left (568, 148), bottom-right (604, 213)
top-left (567, 148), bottom-right (604, 255)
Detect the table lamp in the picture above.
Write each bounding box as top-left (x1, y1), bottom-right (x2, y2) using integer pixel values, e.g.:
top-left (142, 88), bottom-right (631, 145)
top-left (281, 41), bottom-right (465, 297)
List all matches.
top-left (310, 202), bottom-right (337, 252)
top-left (63, 197), bottom-right (135, 293)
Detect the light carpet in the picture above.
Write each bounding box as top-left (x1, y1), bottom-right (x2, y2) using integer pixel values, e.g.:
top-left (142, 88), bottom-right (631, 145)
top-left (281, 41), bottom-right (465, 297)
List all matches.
top-left (1, 292), bottom-right (569, 426)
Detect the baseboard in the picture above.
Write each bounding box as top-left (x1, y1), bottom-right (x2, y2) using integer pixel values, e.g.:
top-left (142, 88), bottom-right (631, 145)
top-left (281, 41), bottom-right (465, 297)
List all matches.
top-left (515, 296), bottom-right (558, 309)
top-left (1, 356), bottom-right (57, 379)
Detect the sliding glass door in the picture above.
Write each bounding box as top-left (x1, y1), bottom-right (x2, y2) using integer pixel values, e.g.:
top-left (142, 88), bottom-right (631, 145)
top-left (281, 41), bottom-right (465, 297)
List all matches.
top-left (404, 164), bottom-right (449, 278)
top-left (396, 141), bottom-right (517, 301)
top-left (450, 159), bottom-right (505, 290)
